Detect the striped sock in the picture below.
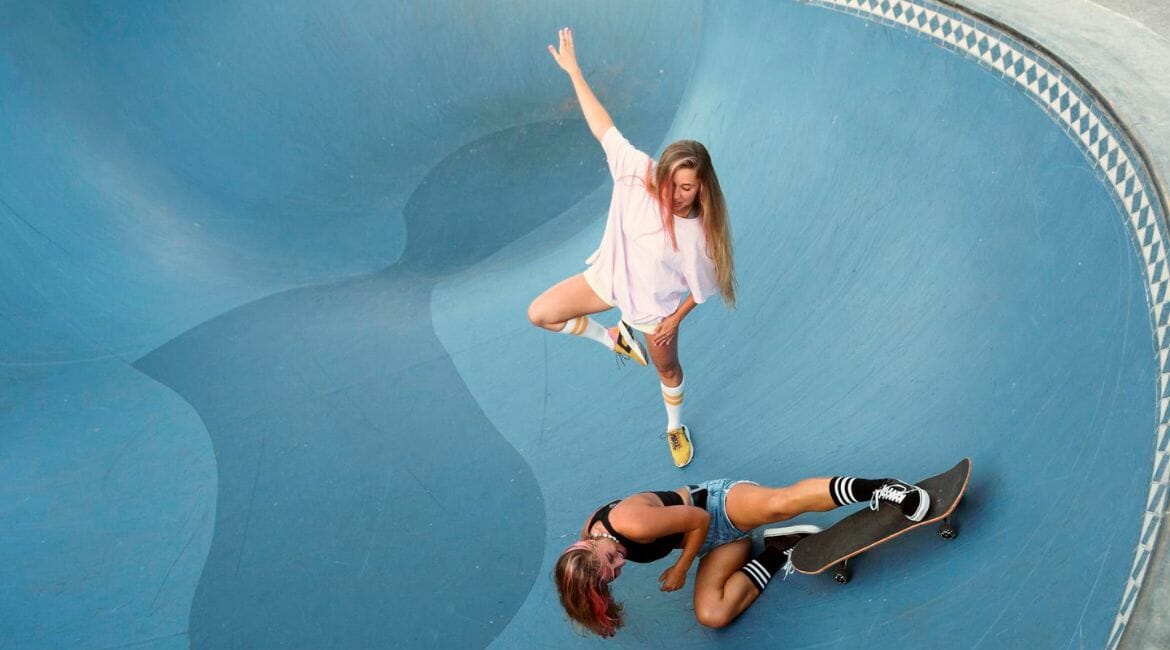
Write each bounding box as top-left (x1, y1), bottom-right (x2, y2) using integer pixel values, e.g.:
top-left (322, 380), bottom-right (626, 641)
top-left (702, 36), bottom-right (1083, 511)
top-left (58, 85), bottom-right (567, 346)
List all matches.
top-left (738, 546), bottom-right (786, 594)
top-left (661, 380), bottom-right (684, 431)
top-left (829, 476), bottom-right (884, 506)
top-left (560, 316), bottom-right (613, 349)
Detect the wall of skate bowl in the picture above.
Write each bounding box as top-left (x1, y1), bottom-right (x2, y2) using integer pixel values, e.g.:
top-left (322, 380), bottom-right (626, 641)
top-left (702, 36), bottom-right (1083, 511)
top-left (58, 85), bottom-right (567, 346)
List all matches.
top-left (0, 0), bottom-right (1165, 648)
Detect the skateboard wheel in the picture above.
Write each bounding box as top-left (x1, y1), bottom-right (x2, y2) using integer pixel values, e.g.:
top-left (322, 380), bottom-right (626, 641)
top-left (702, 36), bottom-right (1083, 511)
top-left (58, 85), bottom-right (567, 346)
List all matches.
top-left (833, 568), bottom-right (851, 584)
top-left (938, 523), bottom-right (958, 540)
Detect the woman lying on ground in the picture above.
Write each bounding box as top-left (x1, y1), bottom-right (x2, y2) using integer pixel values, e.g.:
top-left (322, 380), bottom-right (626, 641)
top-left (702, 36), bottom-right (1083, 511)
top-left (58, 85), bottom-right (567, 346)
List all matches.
top-left (554, 472), bottom-right (930, 636)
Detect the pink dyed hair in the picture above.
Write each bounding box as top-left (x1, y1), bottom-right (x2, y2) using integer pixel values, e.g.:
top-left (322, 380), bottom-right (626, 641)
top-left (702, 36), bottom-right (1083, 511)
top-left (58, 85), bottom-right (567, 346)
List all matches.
top-left (553, 542), bottom-right (624, 637)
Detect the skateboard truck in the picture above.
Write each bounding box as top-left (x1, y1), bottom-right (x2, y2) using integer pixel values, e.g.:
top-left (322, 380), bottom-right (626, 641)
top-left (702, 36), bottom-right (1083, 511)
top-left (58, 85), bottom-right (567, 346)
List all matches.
top-left (938, 514), bottom-right (959, 540)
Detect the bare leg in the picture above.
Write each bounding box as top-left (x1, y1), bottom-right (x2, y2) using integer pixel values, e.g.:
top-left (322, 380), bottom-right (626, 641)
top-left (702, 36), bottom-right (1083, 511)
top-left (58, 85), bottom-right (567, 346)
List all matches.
top-left (647, 330), bottom-right (690, 466)
top-left (527, 274), bottom-right (613, 332)
top-left (723, 479), bottom-right (838, 533)
top-left (690, 480), bottom-right (840, 628)
top-left (692, 538), bottom-right (758, 629)
top-left (645, 326), bottom-right (681, 387)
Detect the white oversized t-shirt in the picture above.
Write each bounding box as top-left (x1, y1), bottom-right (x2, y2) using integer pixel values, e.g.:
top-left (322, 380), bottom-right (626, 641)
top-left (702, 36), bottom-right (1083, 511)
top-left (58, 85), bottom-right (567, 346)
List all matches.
top-left (585, 126), bottom-right (719, 328)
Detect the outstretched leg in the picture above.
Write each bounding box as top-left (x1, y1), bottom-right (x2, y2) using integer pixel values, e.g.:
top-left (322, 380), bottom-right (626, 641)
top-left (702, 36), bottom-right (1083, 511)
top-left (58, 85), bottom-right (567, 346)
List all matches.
top-left (722, 479), bottom-right (837, 532)
top-left (724, 475), bottom-right (931, 534)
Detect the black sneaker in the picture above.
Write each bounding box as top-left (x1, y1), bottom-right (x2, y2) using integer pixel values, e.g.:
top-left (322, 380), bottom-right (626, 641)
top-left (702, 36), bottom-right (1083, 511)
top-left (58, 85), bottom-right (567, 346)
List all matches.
top-left (762, 524), bottom-right (823, 554)
top-left (762, 524), bottom-right (823, 580)
top-left (869, 480), bottom-right (930, 522)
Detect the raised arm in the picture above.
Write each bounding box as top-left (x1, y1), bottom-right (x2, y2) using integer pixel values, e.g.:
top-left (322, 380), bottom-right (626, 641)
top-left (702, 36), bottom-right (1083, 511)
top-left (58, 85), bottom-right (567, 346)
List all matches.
top-left (548, 27), bottom-right (614, 143)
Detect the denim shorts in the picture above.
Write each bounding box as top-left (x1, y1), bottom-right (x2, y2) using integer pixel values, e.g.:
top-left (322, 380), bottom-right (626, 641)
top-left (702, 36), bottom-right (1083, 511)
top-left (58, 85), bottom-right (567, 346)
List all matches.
top-left (692, 478), bottom-right (757, 556)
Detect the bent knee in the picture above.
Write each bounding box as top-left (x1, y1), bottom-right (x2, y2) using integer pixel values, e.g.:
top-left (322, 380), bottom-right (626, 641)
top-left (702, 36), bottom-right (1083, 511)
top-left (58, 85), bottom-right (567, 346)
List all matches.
top-left (526, 302), bottom-right (543, 327)
top-left (527, 300), bottom-right (554, 328)
top-left (695, 605), bottom-right (736, 629)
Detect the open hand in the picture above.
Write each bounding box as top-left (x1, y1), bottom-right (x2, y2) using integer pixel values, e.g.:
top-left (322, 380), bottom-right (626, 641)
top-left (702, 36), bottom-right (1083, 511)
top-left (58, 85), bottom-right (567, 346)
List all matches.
top-left (548, 27), bottom-right (581, 75)
top-left (652, 315), bottom-right (680, 348)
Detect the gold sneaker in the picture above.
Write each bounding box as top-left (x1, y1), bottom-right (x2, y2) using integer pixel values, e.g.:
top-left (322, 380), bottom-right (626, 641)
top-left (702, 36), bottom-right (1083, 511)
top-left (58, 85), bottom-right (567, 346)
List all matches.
top-left (611, 321), bottom-right (649, 366)
top-left (665, 425), bottom-right (693, 468)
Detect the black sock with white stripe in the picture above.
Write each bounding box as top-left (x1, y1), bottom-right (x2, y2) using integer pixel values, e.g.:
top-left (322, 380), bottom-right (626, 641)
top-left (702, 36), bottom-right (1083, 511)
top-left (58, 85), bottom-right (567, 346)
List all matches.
top-left (829, 476), bottom-right (885, 506)
top-left (738, 547), bottom-right (786, 594)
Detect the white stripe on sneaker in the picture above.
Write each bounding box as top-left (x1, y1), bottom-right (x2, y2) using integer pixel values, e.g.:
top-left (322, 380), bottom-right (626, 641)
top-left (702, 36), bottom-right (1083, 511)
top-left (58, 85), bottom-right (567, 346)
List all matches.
top-left (911, 487), bottom-right (931, 521)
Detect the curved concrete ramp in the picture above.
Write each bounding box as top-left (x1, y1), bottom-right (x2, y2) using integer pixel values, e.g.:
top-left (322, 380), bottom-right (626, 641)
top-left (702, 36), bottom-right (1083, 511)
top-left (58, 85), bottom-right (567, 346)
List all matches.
top-left (2, 1), bottom-right (1163, 648)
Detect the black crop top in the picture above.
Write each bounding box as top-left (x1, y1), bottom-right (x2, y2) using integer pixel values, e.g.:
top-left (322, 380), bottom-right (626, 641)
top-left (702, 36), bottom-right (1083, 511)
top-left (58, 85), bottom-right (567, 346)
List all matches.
top-left (589, 490), bottom-right (685, 563)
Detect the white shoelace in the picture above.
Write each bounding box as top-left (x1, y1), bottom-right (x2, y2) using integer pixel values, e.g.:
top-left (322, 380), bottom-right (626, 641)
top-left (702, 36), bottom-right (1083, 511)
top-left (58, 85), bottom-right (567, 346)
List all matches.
top-left (869, 484), bottom-right (908, 512)
top-left (781, 548), bottom-right (796, 581)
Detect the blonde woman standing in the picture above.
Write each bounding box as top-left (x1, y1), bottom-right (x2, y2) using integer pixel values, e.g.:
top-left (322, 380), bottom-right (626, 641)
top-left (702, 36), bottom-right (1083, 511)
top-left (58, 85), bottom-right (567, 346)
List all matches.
top-left (528, 28), bottom-right (737, 468)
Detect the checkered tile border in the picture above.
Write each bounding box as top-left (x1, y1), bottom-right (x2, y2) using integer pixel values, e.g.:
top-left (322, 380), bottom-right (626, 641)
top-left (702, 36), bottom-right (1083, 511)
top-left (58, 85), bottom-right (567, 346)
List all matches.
top-left (802, 1), bottom-right (1169, 647)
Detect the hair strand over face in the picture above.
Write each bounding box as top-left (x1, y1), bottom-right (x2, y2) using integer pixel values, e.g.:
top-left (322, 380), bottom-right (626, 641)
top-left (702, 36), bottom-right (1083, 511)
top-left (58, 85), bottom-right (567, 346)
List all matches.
top-left (553, 545), bottom-right (625, 637)
top-left (646, 140), bottom-right (737, 307)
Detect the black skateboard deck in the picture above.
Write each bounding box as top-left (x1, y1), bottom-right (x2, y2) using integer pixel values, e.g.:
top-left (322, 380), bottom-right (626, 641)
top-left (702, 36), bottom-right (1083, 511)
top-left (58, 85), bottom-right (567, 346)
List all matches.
top-left (789, 458), bottom-right (971, 581)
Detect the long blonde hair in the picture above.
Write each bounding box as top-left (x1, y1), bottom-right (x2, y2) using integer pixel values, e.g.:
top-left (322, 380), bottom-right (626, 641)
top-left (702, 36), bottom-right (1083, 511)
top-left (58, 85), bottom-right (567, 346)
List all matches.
top-left (646, 140), bottom-right (737, 307)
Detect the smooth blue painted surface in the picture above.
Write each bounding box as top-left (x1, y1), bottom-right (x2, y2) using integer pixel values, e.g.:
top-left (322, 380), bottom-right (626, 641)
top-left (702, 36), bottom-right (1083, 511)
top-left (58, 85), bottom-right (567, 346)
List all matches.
top-left (0, 361), bottom-right (214, 648)
top-left (436, 3), bottom-right (1155, 648)
top-left (0, 0), bottom-right (1156, 648)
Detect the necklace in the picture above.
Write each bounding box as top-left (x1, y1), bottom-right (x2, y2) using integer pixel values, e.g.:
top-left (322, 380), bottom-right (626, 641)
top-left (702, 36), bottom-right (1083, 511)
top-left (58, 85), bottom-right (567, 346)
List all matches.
top-left (590, 532), bottom-right (620, 545)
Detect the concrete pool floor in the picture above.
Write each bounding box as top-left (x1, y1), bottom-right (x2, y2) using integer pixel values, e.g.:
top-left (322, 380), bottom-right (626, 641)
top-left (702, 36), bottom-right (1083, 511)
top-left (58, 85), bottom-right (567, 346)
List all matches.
top-left (957, 2), bottom-right (1170, 647)
top-left (3, 1), bottom-right (1169, 646)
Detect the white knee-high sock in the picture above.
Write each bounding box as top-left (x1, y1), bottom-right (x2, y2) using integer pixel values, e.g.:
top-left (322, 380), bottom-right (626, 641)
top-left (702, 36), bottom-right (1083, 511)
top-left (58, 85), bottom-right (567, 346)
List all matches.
top-left (662, 380), bottom-right (684, 431)
top-left (560, 316), bottom-right (613, 349)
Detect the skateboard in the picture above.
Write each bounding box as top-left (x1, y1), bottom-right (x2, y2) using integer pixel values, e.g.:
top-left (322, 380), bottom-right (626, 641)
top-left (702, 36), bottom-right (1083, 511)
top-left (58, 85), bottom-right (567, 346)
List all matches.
top-left (788, 458), bottom-right (972, 584)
